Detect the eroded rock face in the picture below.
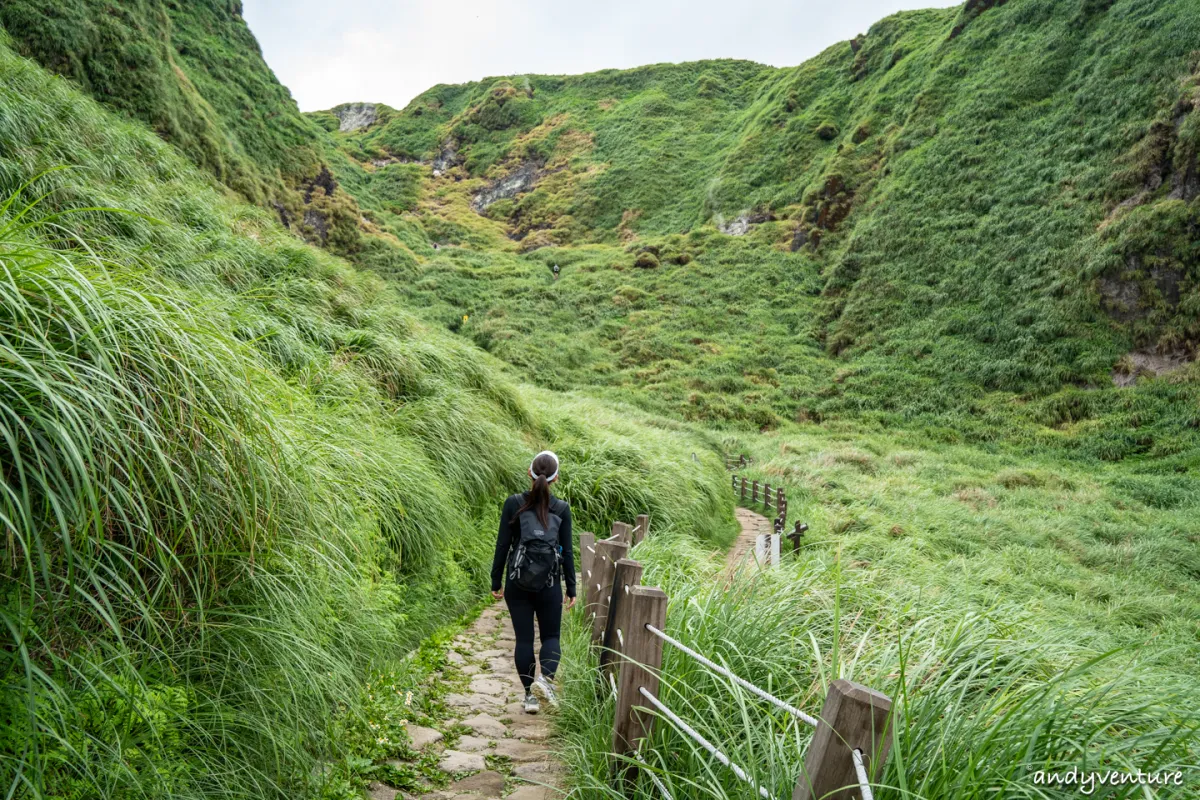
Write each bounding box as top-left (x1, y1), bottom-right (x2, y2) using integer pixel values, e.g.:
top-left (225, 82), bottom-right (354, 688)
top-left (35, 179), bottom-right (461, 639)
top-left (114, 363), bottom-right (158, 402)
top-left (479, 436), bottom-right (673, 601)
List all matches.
top-left (471, 161), bottom-right (540, 212)
top-left (432, 138), bottom-right (461, 176)
top-left (334, 103), bottom-right (377, 133)
top-left (1113, 348), bottom-right (1192, 386)
top-left (718, 210), bottom-right (775, 236)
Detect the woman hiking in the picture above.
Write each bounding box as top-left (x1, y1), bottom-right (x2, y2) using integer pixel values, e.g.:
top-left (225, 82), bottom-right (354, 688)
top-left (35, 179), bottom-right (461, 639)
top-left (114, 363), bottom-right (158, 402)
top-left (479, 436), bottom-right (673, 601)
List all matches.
top-left (491, 451), bottom-right (576, 714)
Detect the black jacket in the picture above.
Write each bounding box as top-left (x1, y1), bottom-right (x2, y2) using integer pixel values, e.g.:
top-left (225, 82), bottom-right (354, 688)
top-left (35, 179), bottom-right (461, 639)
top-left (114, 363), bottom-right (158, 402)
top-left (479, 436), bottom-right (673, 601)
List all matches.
top-left (491, 492), bottom-right (576, 597)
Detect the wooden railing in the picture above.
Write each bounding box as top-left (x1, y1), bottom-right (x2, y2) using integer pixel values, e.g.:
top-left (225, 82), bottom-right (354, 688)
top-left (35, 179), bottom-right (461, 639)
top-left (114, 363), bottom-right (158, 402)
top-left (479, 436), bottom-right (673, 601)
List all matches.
top-left (730, 473), bottom-right (809, 559)
top-left (578, 515), bottom-right (892, 799)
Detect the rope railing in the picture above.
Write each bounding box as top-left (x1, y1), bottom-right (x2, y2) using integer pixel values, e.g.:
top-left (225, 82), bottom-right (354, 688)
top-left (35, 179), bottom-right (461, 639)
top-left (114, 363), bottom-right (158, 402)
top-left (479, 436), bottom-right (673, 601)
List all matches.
top-left (852, 748), bottom-right (875, 800)
top-left (633, 746), bottom-right (674, 800)
top-left (639, 687), bottom-right (776, 800)
top-left (645, 623), bottom-right (819, 728)
top-left (578, 513), bottom-right (894, 800)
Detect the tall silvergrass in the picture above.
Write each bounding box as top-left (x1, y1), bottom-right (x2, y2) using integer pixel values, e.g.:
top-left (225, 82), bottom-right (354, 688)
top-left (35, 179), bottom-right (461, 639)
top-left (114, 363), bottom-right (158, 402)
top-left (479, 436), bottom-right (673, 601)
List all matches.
top-left (0, 48), bottom-right (735, 796)
top-left (557, 532), bottom-right (1199, 799)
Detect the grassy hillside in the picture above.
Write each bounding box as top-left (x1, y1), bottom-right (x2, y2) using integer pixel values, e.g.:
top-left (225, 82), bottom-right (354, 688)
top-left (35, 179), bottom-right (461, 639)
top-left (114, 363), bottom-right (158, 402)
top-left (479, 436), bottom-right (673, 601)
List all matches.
top-left (0, 36), bottom-right (731, 799)
top-left (316, 0), bottom-right (1200, 463)
top-left (2, 0), bottom-right (1199, 797)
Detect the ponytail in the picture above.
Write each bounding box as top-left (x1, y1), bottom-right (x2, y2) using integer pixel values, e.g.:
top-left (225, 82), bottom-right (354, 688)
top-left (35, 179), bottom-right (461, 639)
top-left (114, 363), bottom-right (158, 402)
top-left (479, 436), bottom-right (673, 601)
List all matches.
top-left (518, 451), bottom-right (559, 527)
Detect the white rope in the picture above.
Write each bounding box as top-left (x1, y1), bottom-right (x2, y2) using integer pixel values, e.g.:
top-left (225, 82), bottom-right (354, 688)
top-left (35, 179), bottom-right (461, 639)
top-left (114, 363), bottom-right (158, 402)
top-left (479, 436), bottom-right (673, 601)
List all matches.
top-left (608, 672), bottom-right (618, 699)
top-left (644, 624), bottom-right (818, 728)
top-left (586, 545), bottom-right (596, 553)
top-left (633, 746), bottom-right (674, 800)
top-left (852, 749), bottom-right (874, 800)
top-left (616, 627), bottom-right (624, 647)
top-left (638, 688), bottom-right (775, 800)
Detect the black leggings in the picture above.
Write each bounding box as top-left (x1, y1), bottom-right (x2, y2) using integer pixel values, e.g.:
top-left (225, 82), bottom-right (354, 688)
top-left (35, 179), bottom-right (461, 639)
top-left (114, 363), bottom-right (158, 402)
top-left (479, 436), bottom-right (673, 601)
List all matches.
top-left (504, 582), bottom-right (562, 691)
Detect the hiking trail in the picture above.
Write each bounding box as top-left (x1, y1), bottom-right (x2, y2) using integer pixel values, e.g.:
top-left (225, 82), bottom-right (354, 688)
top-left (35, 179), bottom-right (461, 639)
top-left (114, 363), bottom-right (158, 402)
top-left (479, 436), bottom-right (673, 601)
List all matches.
top-left (723, 507), bottom-right (773, 582)
top-left (369, 602), bottom-right (567, 800)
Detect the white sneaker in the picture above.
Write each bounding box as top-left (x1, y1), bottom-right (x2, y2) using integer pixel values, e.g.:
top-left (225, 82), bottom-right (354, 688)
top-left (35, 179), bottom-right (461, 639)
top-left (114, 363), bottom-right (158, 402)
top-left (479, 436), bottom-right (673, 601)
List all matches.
top-left (531, 676), bottom-right (559, 710)
top-left (522, 691), bottom-right (539, 715)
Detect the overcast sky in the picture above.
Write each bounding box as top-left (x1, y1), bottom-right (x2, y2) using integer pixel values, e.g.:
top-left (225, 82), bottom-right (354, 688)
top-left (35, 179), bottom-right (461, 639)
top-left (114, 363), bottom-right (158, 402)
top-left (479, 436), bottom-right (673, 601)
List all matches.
top-left (244, 0), bottom-right (961, 112)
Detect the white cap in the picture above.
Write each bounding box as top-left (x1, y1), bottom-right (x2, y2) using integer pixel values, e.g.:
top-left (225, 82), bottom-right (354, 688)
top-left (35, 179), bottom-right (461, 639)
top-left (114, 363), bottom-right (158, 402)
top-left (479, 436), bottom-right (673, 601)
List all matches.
top-left (529, 450), bottom-right (559, 482)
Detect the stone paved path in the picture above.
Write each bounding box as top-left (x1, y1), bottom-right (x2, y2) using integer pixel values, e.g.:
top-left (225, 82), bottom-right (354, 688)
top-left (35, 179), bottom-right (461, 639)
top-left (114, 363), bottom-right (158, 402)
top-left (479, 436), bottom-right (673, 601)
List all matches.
top-left (726, 506), bottom-right (772, 575)
top-left (369, 601), bottom-right (567, 800)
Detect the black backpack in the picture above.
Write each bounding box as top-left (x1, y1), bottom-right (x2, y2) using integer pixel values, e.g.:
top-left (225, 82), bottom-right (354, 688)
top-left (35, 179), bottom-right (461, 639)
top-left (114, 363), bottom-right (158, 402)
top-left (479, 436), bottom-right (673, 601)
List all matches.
top-left (507, 499), bottom-right (564, 591)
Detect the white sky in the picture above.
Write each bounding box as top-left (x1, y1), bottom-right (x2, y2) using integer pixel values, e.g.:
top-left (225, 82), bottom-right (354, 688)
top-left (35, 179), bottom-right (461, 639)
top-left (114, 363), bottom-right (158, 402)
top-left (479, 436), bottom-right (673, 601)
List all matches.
top-left (244, 0), bottom-right (961, 112)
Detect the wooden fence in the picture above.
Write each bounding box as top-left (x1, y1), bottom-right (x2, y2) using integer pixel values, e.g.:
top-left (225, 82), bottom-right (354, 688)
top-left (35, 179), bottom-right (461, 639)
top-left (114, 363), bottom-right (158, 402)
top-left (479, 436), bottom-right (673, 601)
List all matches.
top-left (730, 473), bottom-right (810, 560)
top-left (578, 516), bottom-right (892, 799)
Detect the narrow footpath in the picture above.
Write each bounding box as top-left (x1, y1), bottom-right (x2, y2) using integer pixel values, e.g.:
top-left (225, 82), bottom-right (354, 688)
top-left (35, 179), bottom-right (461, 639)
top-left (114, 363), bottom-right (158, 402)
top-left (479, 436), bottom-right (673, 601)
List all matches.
top-left (725, 506), bottom-right (773, 575)
top-left (371, 602), bottom-right (567, 800)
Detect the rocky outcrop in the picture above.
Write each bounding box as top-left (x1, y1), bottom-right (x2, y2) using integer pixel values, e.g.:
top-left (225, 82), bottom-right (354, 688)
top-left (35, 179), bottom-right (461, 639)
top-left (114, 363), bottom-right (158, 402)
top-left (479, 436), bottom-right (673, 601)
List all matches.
top-left (471, 161), bottom-right (540, 212)
top-left (333, 103), bottom-right (377, 132)
top-left (1112, 348), bottom-right (1192, 386)
top-left (718, 211), bottom-right (775, 236)
top-left (432, 138), bottom-right (461, 176)
top-left (302, 165), bottom-right (338, 202)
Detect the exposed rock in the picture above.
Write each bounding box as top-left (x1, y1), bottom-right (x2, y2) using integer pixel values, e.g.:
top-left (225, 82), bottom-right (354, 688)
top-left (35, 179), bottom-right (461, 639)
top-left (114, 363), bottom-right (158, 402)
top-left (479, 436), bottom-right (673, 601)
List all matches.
top-left (273, 201), bottom-right (290, 229)
top-left (450, 770), bottom-right (505, 797)
top-left (334, 102), bottom-right (377, 133)
top-left (455, 735), bottom-right (491, 752)
top-left (303, 209), bottom-right (328, 245)
top-left (462, 713), bottom-right (507, 738)
top-left (432, 138), bottom-right (461, 175)
top-left (446, 693), bottom-right (503, 712)
top-left (719, 211), bottom-right (776, 236)
top-left (504, 788), bottom-right (556, 800)
top-left (404, 723), bottom-right (444, 750)
top-left (302, 165), bottom-right (338, 203)
top-left (477, 649), bottom-right (507, 659)
top-left (439, 749), bottom-right (487, 773)
top-left (468, 677), bottom-right (505, 696)
top-left (446, 650), bottom-right (465, 665)
top-left (790, 227), bottom-right (809, 251)
top-left (471, 161), bottom-right (541, 213)
top-left (512, 761), bottom-right (565, 784)
top-left (1112, 348), bottom-right (1192, 386)
top-left (492, 738), bottom-right (546, 762)
top-left (367, 782), bottom-right (400, 800)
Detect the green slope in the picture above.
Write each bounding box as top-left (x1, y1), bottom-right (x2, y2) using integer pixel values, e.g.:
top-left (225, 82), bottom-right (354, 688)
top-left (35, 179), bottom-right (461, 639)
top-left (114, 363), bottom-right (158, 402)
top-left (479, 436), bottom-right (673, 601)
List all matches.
top-left (307, 0), bottom-right (1200, 463)
top-left (0, 31), bottom-right (731, 799)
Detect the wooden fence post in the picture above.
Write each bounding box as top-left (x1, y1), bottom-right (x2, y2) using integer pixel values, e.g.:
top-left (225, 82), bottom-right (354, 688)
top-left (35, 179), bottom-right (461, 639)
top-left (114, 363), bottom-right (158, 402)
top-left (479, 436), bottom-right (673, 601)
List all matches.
top-left (788, 522), bottom-right (808, 553)
top-left (611, 586), bottom-right (668, 784)
top-left (591, 539), bottom-right (629, 644)
top-left (580, 532), bottom-right (596, 613)
top-left (740, 476), bottom-right (747, 500)
top-left (599, 558), bottom-right (643, 675)
top-left (792, 679), bottom-right (893, 800)
top-left (634, 514), bottom-right (649, 546)
top-left (611, 521), bottom-right (632, 546)
top-left (777, 487), bottom-right (786, 509)
top-left (752, 480), bottom-right (759, 502)
top-left (763, 483), bottom-right (772, 509)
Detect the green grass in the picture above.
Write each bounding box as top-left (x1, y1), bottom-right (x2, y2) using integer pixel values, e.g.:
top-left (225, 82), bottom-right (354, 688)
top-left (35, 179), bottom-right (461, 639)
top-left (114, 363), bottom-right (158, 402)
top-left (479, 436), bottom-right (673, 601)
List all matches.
top-left (0, 38), bottom-right (729, 799)
top-left (2, 0), bottom-right (1199, 797)
top-left (557, 527), bottom-right (1198, 799)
